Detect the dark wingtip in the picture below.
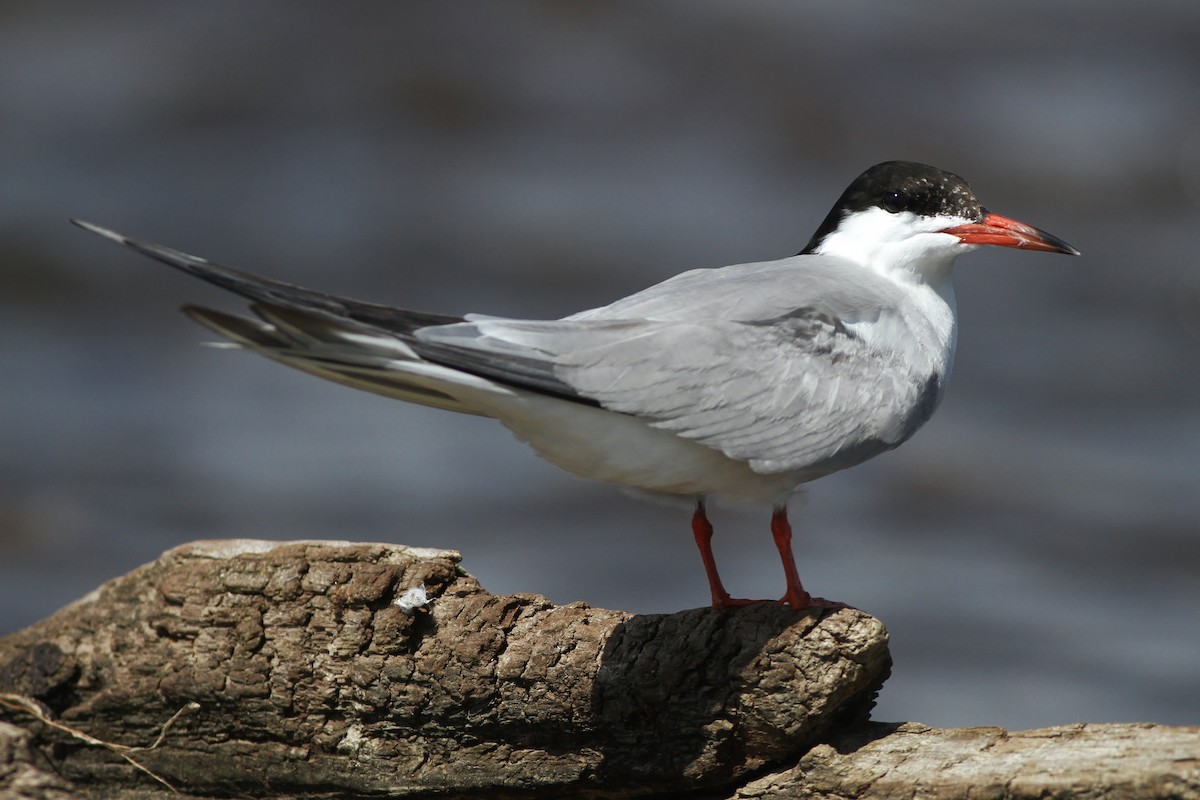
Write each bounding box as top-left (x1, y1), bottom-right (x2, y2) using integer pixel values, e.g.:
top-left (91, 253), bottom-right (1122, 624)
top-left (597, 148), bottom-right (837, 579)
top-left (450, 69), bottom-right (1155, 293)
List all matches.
top-left (69, 218), bottom-right (131, 244)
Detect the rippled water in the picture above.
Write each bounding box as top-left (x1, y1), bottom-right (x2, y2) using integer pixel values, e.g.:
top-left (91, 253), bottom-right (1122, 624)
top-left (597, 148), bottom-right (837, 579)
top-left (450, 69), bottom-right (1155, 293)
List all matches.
top-left (2, 2), bottom-right (1198, 730)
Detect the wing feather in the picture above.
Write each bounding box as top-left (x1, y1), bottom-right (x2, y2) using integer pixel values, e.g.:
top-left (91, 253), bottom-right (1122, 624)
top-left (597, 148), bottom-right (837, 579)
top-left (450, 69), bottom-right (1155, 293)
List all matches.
top-left (418, 310), bottom-right (939, 476)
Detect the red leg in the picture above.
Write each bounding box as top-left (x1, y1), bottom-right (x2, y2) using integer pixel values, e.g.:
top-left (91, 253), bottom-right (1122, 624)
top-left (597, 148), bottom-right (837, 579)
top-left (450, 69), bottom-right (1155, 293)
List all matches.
top-left (770, 506), bottom-right (845, 610)
top-left (691, 500), bottom-right (758, 608)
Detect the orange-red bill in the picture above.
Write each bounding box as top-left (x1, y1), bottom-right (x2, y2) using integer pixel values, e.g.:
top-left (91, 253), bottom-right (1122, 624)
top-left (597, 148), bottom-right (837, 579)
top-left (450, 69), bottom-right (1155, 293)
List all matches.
top-left (943, 211), bottom-right (1079, 255)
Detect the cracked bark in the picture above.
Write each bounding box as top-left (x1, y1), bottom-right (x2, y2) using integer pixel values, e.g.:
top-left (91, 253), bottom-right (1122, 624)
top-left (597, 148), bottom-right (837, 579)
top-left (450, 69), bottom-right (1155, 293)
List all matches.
top-left (0, 540), bottom-right (1196, 799)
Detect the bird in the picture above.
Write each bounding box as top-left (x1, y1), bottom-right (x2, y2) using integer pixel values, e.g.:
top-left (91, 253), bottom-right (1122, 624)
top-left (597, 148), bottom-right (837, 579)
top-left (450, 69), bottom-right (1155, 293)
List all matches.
top-left (72, 161), bottom-right (1078, 610)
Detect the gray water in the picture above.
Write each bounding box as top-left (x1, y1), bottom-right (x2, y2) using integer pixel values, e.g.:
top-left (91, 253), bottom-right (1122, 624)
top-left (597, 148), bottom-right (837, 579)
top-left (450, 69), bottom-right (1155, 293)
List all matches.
top-left (2, 1), bottom-right (1198, 732)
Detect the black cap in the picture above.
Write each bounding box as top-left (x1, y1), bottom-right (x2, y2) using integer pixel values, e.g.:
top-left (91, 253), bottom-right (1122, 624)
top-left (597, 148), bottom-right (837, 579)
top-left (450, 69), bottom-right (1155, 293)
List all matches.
top-left (801, 161), bottom-right (983, 255)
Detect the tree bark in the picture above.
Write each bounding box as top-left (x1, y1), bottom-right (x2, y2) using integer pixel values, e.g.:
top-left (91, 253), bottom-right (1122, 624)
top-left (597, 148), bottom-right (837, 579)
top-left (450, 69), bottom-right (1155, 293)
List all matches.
top-left (0, 540), bottom-right (1195, 799)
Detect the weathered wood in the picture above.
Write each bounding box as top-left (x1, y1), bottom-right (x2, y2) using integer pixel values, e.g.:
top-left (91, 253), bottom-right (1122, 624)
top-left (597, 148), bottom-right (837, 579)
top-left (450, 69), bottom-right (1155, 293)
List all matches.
top-left (0, 720), bottom-right (80, 799)
top-left (0, 540), bottom-right (890, 798)
top-left (3, 540), bottom-right (1197, 798)
top-left (733, 721), bottom-right (1200, 799)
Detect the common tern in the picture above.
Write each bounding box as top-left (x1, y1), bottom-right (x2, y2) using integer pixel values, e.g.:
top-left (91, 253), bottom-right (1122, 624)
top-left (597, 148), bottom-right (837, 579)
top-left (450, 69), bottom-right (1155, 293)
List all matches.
top-left (72, 161), bottom-right (1078, 609)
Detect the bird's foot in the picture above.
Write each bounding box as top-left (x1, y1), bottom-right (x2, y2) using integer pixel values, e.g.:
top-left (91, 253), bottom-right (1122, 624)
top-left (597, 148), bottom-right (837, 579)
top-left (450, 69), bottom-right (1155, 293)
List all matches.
top-left (778, 590), bottom-right (853, 612)
top-left (710, 593), bottom-right (773, 609)
top-left (710, 590), bottom-right (853, 611)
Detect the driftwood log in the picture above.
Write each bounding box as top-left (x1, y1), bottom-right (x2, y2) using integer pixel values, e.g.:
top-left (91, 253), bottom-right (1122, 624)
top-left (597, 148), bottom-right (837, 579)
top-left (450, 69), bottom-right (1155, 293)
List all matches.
top-left (0, 540), bottom-right (1196, 799)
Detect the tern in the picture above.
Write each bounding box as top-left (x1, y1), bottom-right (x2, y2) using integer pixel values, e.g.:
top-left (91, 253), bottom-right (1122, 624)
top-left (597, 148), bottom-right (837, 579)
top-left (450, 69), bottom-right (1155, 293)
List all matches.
top-left (72, 161), bottom-right (1078, 610)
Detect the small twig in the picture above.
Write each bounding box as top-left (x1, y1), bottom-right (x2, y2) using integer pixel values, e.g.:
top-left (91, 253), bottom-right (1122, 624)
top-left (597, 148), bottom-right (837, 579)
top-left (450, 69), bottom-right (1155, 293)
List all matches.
top-left (126, 702), bottom-right (200, 753)
top-left (0, 692), bottom-right (199, 794)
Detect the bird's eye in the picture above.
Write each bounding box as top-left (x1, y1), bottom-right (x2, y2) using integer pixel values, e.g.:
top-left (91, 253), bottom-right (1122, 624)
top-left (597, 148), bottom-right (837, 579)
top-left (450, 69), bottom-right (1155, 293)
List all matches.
top-left (882, 191), bottom-right (909, 214)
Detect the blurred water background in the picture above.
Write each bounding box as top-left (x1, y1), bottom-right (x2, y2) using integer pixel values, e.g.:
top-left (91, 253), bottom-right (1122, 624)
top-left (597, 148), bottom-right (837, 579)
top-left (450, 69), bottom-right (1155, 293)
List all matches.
top-left (2, 1), bottom-right (1198, 730)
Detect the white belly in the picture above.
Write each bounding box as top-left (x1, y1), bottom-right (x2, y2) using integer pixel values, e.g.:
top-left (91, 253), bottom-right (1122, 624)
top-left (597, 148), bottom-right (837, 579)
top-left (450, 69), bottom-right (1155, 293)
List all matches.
top-left (476, 389), bottom-right (807, 507)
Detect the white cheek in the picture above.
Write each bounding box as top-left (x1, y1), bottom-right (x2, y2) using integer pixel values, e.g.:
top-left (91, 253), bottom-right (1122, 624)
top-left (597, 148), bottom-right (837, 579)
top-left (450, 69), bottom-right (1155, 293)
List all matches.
top-left (814, 208), bottom-right (974, 275)
top-left (812, 207), bottom-right (911, 264)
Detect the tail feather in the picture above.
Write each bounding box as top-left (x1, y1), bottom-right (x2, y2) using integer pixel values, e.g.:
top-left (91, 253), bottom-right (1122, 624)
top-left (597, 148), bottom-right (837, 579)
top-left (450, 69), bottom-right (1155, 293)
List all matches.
top-left (249, 304), bottom-right (417, 358)
top-left (182, 304), bottom-right (480, 414)
top-left (181, 305), bottom-right (290, 350)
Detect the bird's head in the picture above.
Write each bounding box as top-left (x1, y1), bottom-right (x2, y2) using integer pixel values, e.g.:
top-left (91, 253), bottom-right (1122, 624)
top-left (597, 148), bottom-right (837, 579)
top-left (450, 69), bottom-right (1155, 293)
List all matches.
top-left (802, 161), bottom-right (1079, 280)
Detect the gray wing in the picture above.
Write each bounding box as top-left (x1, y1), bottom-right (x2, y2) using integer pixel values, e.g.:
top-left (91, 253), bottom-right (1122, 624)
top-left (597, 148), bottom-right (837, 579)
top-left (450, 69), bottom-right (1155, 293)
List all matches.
top-left (415, 255), bottom-right (938, 474)
top-left (418, 309), bottom-right (937, 475)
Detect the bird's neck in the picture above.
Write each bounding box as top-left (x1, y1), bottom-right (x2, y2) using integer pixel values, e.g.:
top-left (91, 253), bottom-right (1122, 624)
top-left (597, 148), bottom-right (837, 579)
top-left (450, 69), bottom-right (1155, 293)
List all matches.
top-left (811, 207), bottom-right (970, 289)
top-left (818, 235), bottom-right (961, 286)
